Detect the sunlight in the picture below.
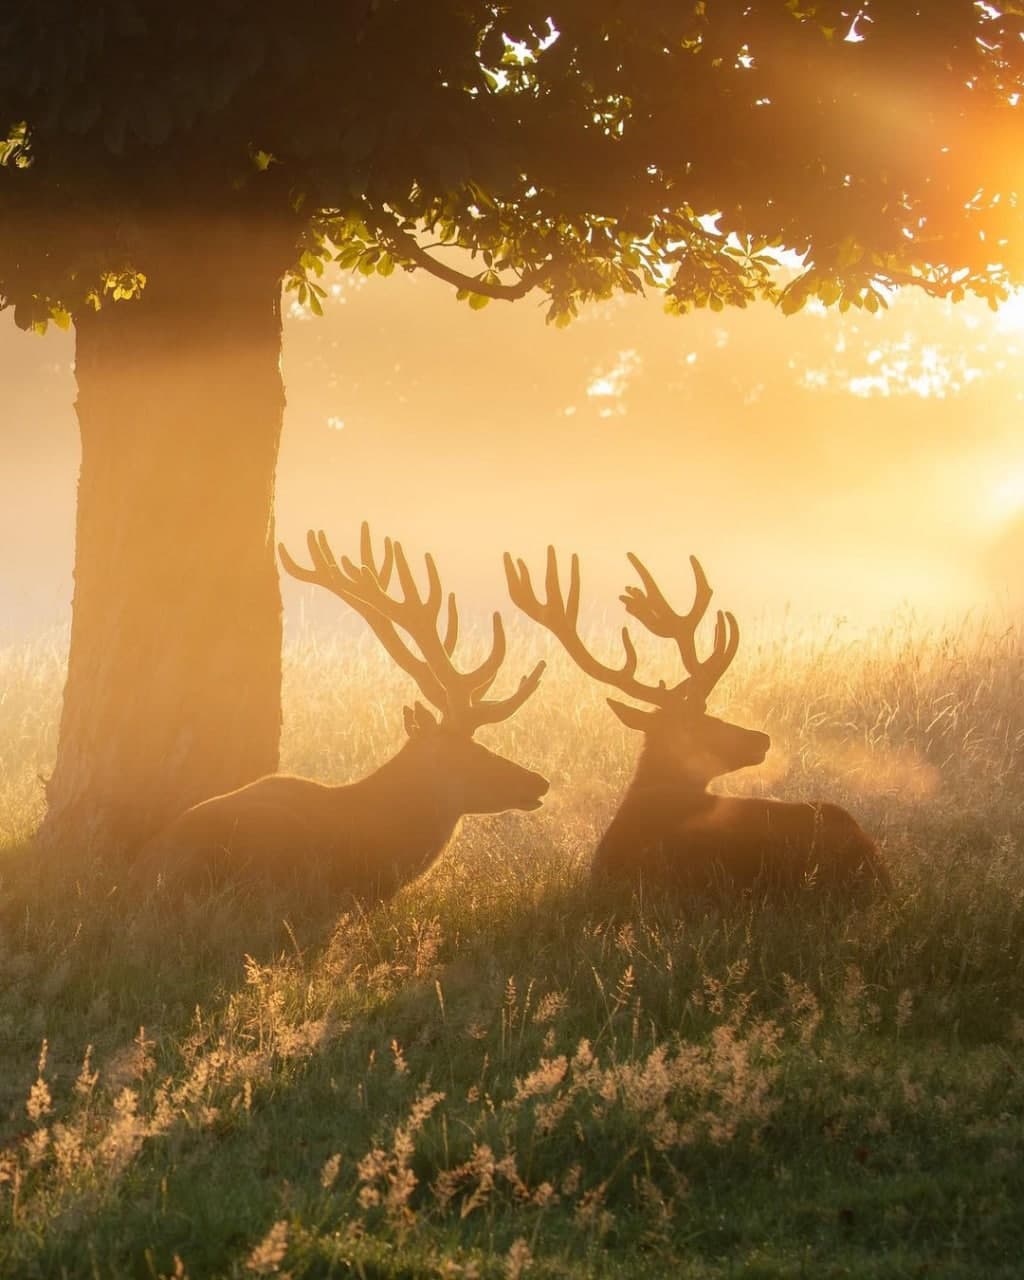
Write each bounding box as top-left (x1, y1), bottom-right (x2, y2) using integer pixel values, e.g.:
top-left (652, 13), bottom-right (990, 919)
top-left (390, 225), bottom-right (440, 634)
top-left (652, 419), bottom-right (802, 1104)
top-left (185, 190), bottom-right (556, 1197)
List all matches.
top-left (988, 465), bottom-right (1024, 525)
top-left (995, 287), bottom-right (1024, 332)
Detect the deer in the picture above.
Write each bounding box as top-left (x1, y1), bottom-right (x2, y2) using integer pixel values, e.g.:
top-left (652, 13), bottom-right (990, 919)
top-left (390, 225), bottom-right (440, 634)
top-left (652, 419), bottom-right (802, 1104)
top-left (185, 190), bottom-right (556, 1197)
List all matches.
top-left (134, 524), bottom-right (549, 901)
top-left (505, 547), bottom-right (889, 895)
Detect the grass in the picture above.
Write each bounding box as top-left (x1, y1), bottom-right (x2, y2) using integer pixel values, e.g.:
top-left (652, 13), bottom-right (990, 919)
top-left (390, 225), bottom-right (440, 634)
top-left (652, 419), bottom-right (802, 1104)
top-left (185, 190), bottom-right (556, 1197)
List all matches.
top-left (1, 616), bottom-right (1023, 1278)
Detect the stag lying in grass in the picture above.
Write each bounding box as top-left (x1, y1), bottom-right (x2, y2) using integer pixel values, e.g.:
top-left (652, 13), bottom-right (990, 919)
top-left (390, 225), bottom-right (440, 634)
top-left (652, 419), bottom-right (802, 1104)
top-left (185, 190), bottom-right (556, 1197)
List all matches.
top-left (136, 525), bottom-right (549, 900)
top-left (506, 547), bottom-right (889, 895)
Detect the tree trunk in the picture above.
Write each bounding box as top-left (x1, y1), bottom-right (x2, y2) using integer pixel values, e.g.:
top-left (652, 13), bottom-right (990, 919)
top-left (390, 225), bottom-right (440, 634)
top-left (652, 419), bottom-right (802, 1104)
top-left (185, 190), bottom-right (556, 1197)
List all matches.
top-left (38, 221), bottom-right (294, 855)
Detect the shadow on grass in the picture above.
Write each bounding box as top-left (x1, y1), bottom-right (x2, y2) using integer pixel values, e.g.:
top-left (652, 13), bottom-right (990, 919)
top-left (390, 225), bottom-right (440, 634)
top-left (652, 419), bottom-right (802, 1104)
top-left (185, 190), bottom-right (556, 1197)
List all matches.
top-left (3, 821), bottom-right (1024, 1278)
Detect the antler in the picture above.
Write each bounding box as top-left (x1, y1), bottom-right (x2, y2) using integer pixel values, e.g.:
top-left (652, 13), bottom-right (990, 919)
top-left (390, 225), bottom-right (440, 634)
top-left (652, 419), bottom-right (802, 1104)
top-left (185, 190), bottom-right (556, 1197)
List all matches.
top-left (504, 547), bottom-right (665, 705)
top-left (280, 523), bottom-right (545, 733)
top-left (621, 552), bottom-right (739, 704)
top-left (504, 546), bottom-right (739, 709)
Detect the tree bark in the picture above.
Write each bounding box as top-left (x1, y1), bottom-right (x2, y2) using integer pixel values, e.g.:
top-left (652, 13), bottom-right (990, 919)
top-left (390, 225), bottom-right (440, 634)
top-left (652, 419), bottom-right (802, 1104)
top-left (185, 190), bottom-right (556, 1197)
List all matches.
top-left (38, 220), bottom-right (294, 855)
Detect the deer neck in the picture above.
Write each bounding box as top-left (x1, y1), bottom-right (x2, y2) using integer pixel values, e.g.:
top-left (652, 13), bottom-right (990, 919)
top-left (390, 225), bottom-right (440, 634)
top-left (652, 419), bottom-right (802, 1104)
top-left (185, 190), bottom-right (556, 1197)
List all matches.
top-left (593, 737), bottom-right (715, 869)
top-left (624, 737), bottom-right (716, 814)
top-left (334, 740), bottom-right (464, 879)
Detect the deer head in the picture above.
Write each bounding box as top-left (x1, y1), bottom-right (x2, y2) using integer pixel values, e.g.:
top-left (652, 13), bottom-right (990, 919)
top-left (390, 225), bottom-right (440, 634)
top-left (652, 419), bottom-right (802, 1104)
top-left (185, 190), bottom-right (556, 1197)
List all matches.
top-left (505, 547), bottom-right (769, 788)
top-left (280, 524), bottom-right (549, 815)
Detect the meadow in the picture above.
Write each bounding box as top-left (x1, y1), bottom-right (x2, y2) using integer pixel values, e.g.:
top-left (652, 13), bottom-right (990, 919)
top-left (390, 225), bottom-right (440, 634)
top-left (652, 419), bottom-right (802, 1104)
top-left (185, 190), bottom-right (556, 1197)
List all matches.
top-left (1, 615), bottom-right (1023, 1279)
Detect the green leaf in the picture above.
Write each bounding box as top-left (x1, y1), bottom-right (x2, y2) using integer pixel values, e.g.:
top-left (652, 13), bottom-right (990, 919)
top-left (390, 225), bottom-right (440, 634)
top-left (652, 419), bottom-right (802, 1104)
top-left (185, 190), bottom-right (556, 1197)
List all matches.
top-left (334, 243), bottom-right (366, 270)
top-left (779, 287), bottom-right (806, 316)
top-left (818, 277), bottom-right (842, 306)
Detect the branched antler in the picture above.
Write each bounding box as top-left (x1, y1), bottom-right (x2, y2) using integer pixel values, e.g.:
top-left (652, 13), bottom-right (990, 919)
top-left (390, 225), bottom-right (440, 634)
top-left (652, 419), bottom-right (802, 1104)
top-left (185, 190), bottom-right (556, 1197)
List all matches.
top-left (505, 546), bottom-right (739, 710)
top-left (505, 548), bottom-right (661, 705)
top-left (281, 523), bottom-right (544, 733)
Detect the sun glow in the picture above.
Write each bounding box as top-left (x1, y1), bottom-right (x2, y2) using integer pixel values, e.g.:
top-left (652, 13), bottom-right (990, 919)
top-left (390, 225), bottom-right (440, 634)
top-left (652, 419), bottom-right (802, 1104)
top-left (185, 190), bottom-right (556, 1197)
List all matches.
top-left (988, 466), bottom-right (1024, 525)
top-left (995, 288), bottom-right (1024, 332)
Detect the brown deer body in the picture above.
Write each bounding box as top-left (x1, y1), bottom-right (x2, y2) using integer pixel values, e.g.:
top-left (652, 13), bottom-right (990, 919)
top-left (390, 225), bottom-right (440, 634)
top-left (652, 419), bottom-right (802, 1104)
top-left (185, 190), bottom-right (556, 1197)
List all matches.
top-left (506, 548), bottom-right (888, 895)
top-left (135, 525), bottom-right (548, 900)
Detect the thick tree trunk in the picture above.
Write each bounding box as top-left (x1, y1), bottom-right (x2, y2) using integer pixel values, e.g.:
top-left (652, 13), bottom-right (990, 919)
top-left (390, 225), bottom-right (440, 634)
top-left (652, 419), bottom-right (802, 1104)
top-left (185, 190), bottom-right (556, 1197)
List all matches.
top-left (38, 222), bottom-right (293, 855)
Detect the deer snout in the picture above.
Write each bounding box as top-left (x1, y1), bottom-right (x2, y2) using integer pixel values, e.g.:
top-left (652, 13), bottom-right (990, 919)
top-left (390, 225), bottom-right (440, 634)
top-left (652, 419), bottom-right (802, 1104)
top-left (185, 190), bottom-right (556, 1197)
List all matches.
top-left (519, 769), bottom-right (550, 810)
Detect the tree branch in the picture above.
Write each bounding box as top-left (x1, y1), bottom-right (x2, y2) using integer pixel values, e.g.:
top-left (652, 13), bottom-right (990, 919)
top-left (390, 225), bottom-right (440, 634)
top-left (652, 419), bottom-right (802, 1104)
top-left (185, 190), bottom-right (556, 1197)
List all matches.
top-left (872, 269), bottom-right (958, 299)
top-left (371, 213), bottom-right (548, 301)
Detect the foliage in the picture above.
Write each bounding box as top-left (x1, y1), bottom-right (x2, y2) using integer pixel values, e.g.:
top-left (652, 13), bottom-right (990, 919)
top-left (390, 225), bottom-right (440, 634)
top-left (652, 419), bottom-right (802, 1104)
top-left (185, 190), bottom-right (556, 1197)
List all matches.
top-left (2, 2), bottom-right (1024, 332)
top-left (1, 616), bottom-right (1024, 1276)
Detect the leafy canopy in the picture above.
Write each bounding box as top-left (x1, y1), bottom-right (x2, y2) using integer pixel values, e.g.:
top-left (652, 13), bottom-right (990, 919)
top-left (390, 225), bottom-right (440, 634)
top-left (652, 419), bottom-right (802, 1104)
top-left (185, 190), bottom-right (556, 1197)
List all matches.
top-left (1, 1), bottom-right (1023, 331)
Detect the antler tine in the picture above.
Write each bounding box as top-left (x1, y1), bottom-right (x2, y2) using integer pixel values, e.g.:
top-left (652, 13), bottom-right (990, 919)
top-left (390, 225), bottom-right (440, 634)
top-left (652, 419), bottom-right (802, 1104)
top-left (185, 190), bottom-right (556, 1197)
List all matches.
top-left (313, 528), bottom-right (342, 576)
top-left (469, 659), bottom-right (547, 728)
top-left (621, 552), bottom-right (712, 675)
top-left (374, 541), bottom-right (468, 682)
top-left (333, 530), bottom-right (531, 731)
top-left (359, 520), bottom-right (394, 587)
top-left (280, 528), bottom-right (449, 712)
top-left (313, 529), bottom-right (381, 602)
top-left (388, 542), bottom-right (445, 624)
top-left (544, 545), bottom-right (577, 625)
top-left (508, 546), bottom-right (741, 711)
top-left (410, 599), bottom-right (510, 712)
top-left (686, 609), bottom-right (741, 700)
top-left (277, 532), bottom-right (321, 586)
top-left (456, 609), bottom-right (547, 729)
top-left (466, 611), bottom-right (507, 699)
top-left (442, 593), bottom-right (459, 656)
top-left (287, 524), bottom-right (541, 733)
top-left (504, 548), bottom-right (667, 706)
top-left (320, 529), bottom-right (378, 604)
top-left (623, 550), bottom-right (738, 703)
top-left (503, 552), bottom-right (542, 622)
top-left (278, 530), bottom-right (364, 597)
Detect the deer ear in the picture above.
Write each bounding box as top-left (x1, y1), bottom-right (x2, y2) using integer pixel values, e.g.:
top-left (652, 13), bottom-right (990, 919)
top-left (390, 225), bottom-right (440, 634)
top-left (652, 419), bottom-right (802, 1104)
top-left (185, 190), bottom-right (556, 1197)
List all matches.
top-left (607, 698), bottom-right (658, 732)
top-left (404, 701), bottom-right (439, 738)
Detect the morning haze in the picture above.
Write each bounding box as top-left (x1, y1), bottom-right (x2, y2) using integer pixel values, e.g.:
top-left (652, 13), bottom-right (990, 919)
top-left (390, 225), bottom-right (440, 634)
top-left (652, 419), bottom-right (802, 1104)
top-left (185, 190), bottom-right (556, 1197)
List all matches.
top-left (3, 4), bottom-right (1024, 1276)
top-left (3, 265), bottom-right (1023, 638)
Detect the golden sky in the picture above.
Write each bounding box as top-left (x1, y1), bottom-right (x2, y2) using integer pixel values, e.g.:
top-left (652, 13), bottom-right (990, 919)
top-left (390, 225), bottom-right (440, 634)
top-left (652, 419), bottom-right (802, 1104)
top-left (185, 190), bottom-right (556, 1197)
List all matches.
top-left (2, 266), bottom-right (1023, 639)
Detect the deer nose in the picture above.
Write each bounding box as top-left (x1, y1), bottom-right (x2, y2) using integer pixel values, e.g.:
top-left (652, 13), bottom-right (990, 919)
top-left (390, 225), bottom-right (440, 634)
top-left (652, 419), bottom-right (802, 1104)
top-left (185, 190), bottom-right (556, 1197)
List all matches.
top-left (516, 770), bottom-right (550, 811)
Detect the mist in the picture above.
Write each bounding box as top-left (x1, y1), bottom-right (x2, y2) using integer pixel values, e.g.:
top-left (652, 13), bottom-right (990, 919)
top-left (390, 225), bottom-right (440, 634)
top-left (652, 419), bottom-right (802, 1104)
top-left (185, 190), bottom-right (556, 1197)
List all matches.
top-left (2, 267), bottom-right (1022, 643)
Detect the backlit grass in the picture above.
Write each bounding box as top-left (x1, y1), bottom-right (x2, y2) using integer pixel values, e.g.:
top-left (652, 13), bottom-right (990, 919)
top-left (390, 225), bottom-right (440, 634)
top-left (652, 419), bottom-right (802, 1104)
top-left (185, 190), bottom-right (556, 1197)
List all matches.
top-left (1, 616), bottom-right (1023, 1278)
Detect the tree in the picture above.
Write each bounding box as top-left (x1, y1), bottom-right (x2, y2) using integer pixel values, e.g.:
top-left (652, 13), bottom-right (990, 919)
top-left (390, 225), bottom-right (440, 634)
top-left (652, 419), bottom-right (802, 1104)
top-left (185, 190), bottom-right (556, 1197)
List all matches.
top-left (2, 0), bottom-right (1022, 852)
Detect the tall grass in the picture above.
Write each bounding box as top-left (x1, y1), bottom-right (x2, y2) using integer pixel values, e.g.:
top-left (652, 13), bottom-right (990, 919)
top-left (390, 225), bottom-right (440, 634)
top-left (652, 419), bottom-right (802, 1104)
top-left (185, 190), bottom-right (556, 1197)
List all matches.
top-left (1, 616), bottom-right (1023, 1278)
